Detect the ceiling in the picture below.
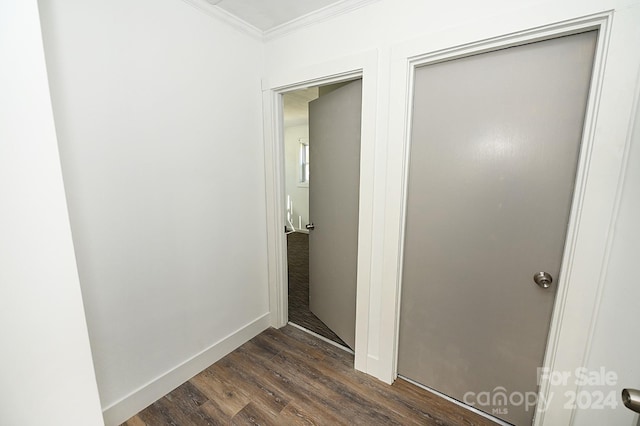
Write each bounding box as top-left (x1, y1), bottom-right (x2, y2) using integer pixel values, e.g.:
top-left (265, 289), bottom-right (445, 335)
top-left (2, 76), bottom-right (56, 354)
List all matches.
top-left (283, 88), bottom-right (319, 127)
top-left (208, 0), bottom-right (344, 31)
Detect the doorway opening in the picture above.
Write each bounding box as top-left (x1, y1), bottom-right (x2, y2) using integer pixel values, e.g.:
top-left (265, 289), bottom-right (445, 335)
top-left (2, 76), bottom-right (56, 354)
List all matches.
top-left (282, 79), bottom-right (362, 351)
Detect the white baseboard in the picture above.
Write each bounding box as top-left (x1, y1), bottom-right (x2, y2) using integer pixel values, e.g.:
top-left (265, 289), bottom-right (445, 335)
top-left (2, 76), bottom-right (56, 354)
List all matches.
top-left (102, 312), bottom-right (271, 425)
top-left (361, 354), bottom-right (391, 384)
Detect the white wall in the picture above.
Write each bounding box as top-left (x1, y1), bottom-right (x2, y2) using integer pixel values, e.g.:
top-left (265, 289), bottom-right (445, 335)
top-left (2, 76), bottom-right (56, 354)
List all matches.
top-left (0, 1), bottom-right (103, 424)
top-left (284, 124), bottom-right (309, 231)
top-left (572, 80), bottom-right (640, 425)
top-left (38, 0), bottom-right (269, 423)
top-left (264, 0), bottom-right (640, 424)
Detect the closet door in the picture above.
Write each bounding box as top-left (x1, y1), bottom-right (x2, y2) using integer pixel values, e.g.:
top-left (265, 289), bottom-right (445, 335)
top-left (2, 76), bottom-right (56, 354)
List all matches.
top-left (398, 31), bottom-right (597, 425)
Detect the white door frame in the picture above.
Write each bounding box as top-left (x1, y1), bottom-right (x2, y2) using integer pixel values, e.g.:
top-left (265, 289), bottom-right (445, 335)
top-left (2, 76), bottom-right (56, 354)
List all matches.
top-left (381, 12), bottom-right (622, 426)
top-left (262, 50), bottom-right (379, 371)
top-left (263, 7), bottom-right (639, 424)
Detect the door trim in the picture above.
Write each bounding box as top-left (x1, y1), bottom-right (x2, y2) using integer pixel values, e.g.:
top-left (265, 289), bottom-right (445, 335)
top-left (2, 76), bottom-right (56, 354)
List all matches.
top-left (383, 12), bottom-right (615, 426)
top-left (262, 50), bottom-right (379, 372)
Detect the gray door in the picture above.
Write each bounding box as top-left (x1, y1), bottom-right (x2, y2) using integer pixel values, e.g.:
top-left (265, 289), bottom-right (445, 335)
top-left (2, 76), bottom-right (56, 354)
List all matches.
top-left (398, 32), bottom-right (597, 425)
top-left (308, 79), bottom-right (362, 349)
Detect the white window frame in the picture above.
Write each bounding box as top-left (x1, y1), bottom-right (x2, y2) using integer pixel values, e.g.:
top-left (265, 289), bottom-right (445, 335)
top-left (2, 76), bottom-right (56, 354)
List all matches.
top-left (298, 138), bottom-right (309, 187)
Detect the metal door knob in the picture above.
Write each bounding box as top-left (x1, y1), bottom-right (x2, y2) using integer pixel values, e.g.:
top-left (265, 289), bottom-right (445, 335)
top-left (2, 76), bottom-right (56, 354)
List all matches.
top-left (305, 223), bottom-right (315, 230)
top-left (533, 272), bottom-right (553, 289)
top-left (623, 389), bottom-right (640, 413)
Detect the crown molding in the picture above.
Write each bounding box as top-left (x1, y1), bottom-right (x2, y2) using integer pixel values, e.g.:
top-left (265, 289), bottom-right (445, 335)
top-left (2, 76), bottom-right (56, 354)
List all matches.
top-left (264, 0), bottom-right (382, 41)
top-left (180, 0), bottom-right (382, 41)
top-left (179, 0), bottom-right (263, 39)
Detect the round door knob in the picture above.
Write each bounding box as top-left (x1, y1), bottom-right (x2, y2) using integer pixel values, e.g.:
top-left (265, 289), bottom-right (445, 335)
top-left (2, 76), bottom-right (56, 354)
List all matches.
top-left (533, 272), bottom-right (553, 289)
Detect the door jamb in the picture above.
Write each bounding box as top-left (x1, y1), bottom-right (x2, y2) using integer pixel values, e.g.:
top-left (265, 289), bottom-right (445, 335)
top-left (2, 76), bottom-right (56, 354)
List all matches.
top-left (384, 12), bottom-right (614, 426)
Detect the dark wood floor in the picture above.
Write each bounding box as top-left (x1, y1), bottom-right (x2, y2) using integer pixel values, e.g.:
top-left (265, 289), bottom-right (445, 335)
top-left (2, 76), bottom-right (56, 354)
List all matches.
top-left (286, 232), bottom-right (347, 347)
top-left (122, 325), bottom-right (497, 426)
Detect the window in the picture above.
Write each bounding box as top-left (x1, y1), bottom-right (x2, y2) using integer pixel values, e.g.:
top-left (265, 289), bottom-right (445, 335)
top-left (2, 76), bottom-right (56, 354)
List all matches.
top-left (299, 138), bottom-right (309, 186)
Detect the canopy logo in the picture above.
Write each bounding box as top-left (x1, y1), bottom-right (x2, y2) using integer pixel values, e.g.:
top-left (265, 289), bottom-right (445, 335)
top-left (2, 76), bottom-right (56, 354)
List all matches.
top-left (462, 367), bottom-right (619, 415)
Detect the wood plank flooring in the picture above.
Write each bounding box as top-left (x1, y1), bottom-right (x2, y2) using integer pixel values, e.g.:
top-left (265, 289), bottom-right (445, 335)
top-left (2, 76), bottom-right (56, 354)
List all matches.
top-left (287, 232), bottom-right (346, 347)
top-left (122, 325), bottom-right (498, 426)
